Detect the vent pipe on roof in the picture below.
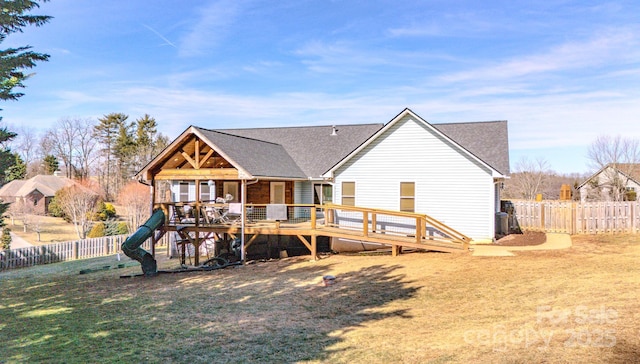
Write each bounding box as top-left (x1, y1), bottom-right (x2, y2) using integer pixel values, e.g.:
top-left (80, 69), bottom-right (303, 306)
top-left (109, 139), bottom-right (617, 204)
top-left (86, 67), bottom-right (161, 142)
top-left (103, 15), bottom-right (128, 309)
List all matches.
top-left (331, 125), bottom-right (338, 136)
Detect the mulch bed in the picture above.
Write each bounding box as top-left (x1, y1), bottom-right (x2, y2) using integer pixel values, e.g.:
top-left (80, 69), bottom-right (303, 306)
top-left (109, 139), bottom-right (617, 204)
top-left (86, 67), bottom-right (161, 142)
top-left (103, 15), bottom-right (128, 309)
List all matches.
top-left (494, 230), bottom-right (546, 246)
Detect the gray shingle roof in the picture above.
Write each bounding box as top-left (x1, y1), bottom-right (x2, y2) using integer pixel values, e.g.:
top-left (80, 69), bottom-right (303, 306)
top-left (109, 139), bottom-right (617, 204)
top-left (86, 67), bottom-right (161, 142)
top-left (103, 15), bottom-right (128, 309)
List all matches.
top-left (195, 128), bottom-right (307, 178)
top-left (434, 120), bottom-right (510, 175)
top-left (143, 110), bottom-right (510, 181)
top-left (217, 124), bottom-right (384, 178)
top-left (0, 175), bottom-right (73, 199)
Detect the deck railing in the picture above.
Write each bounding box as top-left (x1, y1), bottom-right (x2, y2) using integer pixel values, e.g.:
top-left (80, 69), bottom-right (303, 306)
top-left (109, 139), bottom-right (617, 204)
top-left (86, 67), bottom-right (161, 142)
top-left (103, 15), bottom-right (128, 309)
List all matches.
top-left (323, 204), bottom-right (470, 248)
top-left (155, 202), bottom-right (469, 246)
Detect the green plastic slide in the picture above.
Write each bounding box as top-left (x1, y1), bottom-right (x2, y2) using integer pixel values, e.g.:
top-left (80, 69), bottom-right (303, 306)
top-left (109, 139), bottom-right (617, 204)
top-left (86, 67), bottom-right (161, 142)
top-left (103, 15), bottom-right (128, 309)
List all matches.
top-left (121, 209), bottom-right (165, 276)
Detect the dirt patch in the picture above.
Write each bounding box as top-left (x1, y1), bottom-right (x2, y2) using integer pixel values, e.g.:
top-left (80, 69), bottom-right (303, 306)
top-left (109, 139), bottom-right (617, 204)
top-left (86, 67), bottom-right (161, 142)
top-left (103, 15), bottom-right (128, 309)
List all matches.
top-left (494, 230), bottom-right (546, 246)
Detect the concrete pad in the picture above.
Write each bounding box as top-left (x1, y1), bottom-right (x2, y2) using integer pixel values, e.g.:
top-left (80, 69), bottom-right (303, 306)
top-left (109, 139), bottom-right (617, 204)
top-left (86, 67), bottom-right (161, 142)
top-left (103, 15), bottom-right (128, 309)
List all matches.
top-left (471, 246), bottom-right (515, 257)
top-left (470, 233), bottom-right (572, 257)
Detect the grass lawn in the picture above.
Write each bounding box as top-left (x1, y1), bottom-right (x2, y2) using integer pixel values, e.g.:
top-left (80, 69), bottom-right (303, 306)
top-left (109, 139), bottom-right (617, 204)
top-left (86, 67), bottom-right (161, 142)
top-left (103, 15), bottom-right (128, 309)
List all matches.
top-left (1, 234), bottom-right (639, 363)
top-left (8, 214), bottom-right (80, 244)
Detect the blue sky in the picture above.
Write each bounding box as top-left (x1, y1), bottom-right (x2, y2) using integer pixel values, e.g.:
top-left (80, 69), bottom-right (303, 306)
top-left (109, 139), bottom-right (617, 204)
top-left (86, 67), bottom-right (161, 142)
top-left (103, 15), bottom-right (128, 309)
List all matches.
top-left (2, 0), bottom-right (639, 174)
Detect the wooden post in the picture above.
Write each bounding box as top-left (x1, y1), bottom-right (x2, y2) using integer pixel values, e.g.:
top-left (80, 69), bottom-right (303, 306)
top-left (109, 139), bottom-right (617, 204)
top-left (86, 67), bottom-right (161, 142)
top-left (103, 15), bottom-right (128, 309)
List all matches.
top-left (415, 217), bottom-right (422, 244)
top-left (311, 235), bottom-right (317, 261)
top-left (311, 207), bottom-right (317, 230)
top-left (371, 212), bottom-right (377, 233)
top-left (325, 205), bottom-right (333, 227)
top-left (540, 202), bottom-right (545, 231)
top-left (73, 241), bottom-right (79, 260)
top-left (632, 202), bottom-right (637, 234)
top-left (363, 211), bottom-right (368, 238)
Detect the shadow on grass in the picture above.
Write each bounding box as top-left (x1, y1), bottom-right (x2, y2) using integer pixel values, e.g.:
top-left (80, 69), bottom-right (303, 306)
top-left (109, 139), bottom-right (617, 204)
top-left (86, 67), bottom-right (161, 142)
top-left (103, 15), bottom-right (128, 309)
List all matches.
top-left (0, 255), bottom-right (418, 363)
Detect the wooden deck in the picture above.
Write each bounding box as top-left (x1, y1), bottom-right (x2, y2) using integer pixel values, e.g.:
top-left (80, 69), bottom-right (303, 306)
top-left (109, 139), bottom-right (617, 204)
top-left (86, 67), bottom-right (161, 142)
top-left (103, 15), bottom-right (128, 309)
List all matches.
top-left (153, 203), bottom-right (471, 265)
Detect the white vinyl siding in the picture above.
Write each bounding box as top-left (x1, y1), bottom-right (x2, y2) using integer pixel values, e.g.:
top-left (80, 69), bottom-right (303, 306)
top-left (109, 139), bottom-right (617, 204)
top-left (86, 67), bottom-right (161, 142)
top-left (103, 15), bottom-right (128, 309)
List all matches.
top-left (333, 114), bottom-right (495, 241)
top-left (294, 181), bottom-right (313, 204)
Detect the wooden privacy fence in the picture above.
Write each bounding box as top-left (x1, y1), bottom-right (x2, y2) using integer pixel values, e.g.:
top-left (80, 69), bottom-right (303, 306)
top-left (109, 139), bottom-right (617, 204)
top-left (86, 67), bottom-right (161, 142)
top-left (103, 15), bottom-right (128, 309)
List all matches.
top-left (0, 234), bottom-right (145, 271)
top-left (508, 200), bottom-right (640, 234)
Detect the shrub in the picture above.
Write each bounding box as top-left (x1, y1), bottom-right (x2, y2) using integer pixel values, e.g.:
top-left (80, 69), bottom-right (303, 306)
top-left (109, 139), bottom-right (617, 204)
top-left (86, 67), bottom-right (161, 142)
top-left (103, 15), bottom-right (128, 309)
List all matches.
top-left (94, 201), bottom-right (117, 221)
top-left (48, 195), bottom-right (68, 220)
top-left (87, 222), bottom-right (106, 238)
top-left (625, 190), bottom-right (637, 201)
top-left (105, 221), bottom-right (128, 236)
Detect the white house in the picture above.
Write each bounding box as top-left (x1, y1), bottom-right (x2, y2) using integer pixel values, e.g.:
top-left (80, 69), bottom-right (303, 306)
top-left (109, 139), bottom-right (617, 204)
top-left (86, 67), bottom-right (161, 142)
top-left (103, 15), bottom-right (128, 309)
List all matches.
top-left (577, 163), bottom-right (640, 202)
top-left (323, 109), bottom-right (509, 242)
top-left (138, 108), bottom-right (510, 244)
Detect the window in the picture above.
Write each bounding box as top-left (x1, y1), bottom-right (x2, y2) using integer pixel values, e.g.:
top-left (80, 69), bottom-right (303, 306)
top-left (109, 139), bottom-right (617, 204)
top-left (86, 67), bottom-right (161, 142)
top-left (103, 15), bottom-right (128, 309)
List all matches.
top-left (342, 182), bottom-right (355, 206)
top-left (270, 182), bottom-right (286, 204)
top-left (223, 182), bottom-right (239, 202)
top-left (314, 183), bottom-right (333, 205)
top-left (179, 182), bottom-right (190, 202)
top-left (200, 181), bottom-right (213, 202)
top-left (400, 182), bottom-right (415, 212)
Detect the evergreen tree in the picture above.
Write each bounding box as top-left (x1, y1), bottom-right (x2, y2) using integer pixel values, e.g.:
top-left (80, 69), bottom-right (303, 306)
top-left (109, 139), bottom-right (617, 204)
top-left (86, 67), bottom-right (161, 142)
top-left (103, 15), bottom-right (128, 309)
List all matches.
top-left (0, 1), bottom-right (51, 101)
top-left (1, 227), bottom-right (11, 250)
top-left (113, 119), bottom-right (136, 191)
top-left (94, 113), bottom-right (128, 199)
top-left (5, 152), bottom-right (25, 181)
top-left (0, 1), bottom-right (51, 227)
top-left (43, 154), bottom-right (58, 174)
top-left (132, 114), bottom-right (159, 172)
top-left (0, 127), bottom-right (16, 183)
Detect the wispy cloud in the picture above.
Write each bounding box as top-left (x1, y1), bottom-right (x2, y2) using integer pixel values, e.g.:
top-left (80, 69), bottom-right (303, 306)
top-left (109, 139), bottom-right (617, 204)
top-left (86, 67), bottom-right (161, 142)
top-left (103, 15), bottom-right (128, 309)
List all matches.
top-left (294, 40), bottom-right (457, 76)
top-left (143, 24), bottom-right (176, 48)
top-left (439, 29), bottom-right (639, 83)
top-left (178, 0), bottom-right (245, 57)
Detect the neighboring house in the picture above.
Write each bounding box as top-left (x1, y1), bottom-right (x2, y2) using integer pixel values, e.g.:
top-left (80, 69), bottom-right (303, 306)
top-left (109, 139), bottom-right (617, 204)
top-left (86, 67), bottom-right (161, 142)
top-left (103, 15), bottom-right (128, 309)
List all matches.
top-left (0, 175), bottom-right (75, 214)
top-left (138, 108), bottom-right (510, 242)
top-left (577, 163), bottom-right (640, 202)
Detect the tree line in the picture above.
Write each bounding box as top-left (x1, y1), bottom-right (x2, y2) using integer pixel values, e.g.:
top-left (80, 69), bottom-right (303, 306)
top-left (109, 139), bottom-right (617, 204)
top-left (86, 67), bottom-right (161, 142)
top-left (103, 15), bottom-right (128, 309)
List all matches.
top-left (8, 113), bottom-right (169, 199)
top-left (503, 135), bottom-right (640, 202)
top-left (0, 2), bottom-right (169, 246)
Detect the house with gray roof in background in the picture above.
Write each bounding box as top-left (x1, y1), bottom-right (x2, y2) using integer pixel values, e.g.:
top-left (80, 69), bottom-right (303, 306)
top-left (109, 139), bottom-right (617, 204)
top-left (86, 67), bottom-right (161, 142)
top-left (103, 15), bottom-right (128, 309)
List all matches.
top-left (577, 163), bottom-right (640, 202)
top-left (0, 175), bottom-right (75, 215)
top-left (137, 108), bottom-right (510, 243)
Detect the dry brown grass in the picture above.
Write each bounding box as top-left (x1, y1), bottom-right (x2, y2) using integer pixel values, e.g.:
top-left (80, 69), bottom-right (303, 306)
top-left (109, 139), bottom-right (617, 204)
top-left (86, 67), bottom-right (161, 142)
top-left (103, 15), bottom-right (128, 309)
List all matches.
top-left (1, 234), bottom-right (639, 363)
top-left (8, 214), bottom-right (80, 244)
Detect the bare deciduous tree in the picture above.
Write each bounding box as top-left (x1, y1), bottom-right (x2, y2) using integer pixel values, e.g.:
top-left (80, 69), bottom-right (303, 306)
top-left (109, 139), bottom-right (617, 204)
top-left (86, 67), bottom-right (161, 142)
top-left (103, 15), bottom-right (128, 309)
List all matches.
top-left (10, 125), bottom-right (40, 177)
top-left (42, 118), bottom-right (78, 178)
top-left (55, 180), bottom-right (100, 239)
top-left (504, 157), bottom-right (550, 200)
top-left (117, 181), bottom-right (151, 232)
top-left (74, 118), bottom-right (99, 179)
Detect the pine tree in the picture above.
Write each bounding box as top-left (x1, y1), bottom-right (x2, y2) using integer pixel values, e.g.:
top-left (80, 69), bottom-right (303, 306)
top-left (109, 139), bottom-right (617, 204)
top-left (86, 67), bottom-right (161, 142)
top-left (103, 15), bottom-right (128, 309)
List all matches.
top-left (5, 152), bottom-right (25, 181)
top-left (94, 113), bottom-right (128, 200)
top-left (43, 154), bottom-right (58, 174)
top-left (0, 1), bottom-right (51, 101)
top-left (0, 1), bottom-right (51, 227)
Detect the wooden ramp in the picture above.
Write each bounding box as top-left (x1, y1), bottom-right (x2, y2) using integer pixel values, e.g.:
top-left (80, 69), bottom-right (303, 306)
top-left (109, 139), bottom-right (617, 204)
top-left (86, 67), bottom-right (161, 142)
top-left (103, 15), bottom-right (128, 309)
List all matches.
top-left (156, 203), bottom-right (472, 262)
top-left (319, 204), bottom-right (471, 256)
